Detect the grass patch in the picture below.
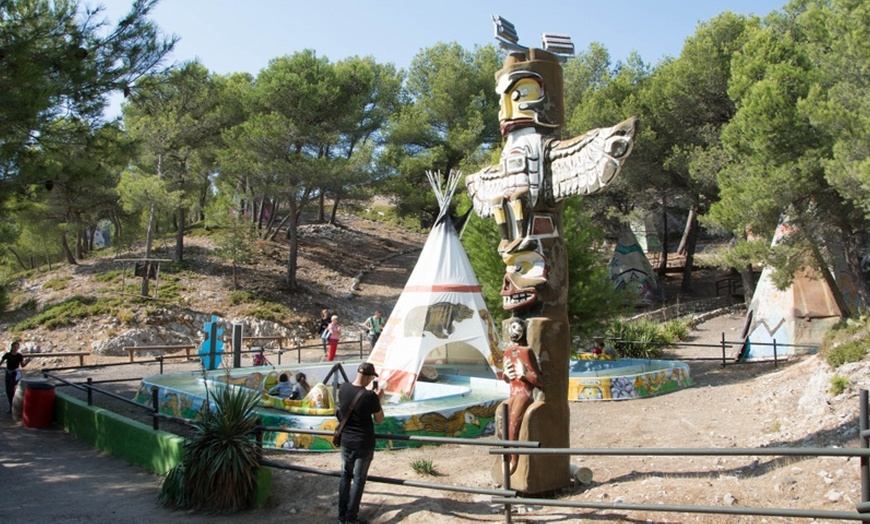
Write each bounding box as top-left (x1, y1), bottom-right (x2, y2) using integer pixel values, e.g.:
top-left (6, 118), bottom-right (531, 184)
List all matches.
top-left (43, 276), bottom-right (72, 291)
top-left (12, 296), bottom-right (124, 331)
top-left (830, 374), bottom-right (850, 396)
top-left (229, 290), bottom-right (293, 325)
top-left (92, 269), bottom-right (124, 283)
top-left (358, 205), bottom-right (425, 232)
top-left (410, 458), bottom-right (438, 476)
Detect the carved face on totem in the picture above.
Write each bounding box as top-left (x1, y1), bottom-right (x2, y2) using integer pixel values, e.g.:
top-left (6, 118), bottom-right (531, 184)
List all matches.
top-left (495, 49), bottom-right (564, 137)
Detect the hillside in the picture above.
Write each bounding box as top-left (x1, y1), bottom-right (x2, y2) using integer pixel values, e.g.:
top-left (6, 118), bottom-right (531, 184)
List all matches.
top-left (0, 214), bottom-right (426, 358)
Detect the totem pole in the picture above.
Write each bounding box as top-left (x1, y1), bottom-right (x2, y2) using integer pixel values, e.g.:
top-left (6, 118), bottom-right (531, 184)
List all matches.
top-left (466, 16), bottom-right (636, 493)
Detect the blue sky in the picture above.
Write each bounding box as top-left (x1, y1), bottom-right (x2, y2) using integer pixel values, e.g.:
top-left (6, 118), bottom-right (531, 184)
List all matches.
top-left (97, 0), bottom-right (786, 115)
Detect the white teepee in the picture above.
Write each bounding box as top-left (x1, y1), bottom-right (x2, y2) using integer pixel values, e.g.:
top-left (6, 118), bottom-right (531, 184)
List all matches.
top-left (739, 218), bottom-right (858, 360)
top-left (368, 170), bottom-right (503, 395)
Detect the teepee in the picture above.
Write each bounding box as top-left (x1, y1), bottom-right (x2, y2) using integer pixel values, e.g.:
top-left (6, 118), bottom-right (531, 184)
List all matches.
top-left (739, 218), bottom-right (859, 360)
top-left (367, 170), bottom-right (503, 395)
top-left (609, 226), bottom-right (664, 306)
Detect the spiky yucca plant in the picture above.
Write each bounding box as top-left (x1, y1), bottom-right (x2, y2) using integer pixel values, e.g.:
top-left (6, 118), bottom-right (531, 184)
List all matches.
top-left (159, 382), bottom-right (261, 513)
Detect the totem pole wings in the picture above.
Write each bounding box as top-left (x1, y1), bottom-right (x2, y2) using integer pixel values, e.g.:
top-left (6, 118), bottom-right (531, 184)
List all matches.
top-left (466, 116), bottom-right (637, 219)
top-left (548, 116), bottom-right (637, 200)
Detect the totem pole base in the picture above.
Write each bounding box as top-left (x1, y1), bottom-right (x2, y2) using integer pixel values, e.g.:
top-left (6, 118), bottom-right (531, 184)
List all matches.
top-left (491, 397), bottom-right (571, 494)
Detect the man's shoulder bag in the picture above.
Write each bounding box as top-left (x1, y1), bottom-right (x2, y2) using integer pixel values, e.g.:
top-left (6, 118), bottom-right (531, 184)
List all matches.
top-left (333, 388), bottom-right (365, 447)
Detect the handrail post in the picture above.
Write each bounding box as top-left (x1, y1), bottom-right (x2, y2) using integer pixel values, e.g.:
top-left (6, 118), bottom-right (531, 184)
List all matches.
top-left (721, 332), bottom-right (726, 366)
top-left (151, 386), bottom-right (159, 431)
top-left (86, 377), bottom-right (93, 406)
top-left (297, 338), bottom-right (302, 364)
top-left (501, 402), bottom-right (512, 524)
top-left (158, 355), bottom-right (164, 375)
top-left (773, 339), bottom-right (778, 368)
top-left (861, 390), bottom-right (869, 505)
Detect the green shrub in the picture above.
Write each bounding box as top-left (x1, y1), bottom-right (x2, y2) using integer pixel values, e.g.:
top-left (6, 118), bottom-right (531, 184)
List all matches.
top-left (602, 319), bottom-right (666, 359)
top-left (12, 296), bottom-right (122, 331)
top-left (822, 340), bottom-right (867, 369)
top-left (411, 458), bottom-right (438, 476)
top-left (159, 382), bottom-right (261, 513)
top-left (661, 318), bottom-right (693, 343)
top-left (829, 374), bottom-right (850, 396)
top-left (820, 316), bottom-right (870, 369)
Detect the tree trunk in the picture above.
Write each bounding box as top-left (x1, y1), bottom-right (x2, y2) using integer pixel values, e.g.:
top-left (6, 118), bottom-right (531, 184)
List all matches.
top-left (286, 198), bottom-right (299, 289)
top-left (841, 226), bottom-right (870, 309)
top-left (677, 206), bottom-right (698, 256)
top-left (267, 210), bottom-right (292, 242)
top-left (8, 247), bottom-right (28, 271)
top-left (175, 206), bottom-right (185, 262)
top-left (329, 195), bottom-right (340, 225)
top-left (657, 194), bottom-right (669, 277)
top-left (679, 209), bottom-right (699, 294)
top-left (740, 263), bottom-right (756, 306)
top-left (317, 190), bottom-right (326, 223)
top-left (142, 203), bottom-right (156, 296)
top-left (264, 198), bottom-right (278, 237)
top-left (60, 232), bottom-right (77, 265)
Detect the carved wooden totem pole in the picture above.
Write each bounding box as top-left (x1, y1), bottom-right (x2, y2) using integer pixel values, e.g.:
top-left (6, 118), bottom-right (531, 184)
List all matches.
top-left (466, 16), bottom-right (637, 493)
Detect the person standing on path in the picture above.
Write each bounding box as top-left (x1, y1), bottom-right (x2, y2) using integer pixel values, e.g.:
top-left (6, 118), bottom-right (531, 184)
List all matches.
top-left (326, 315), bottom-right (342, 362)
top-left (318, 309), bottom-right (331, 355)
top-left (360, 310), bottom-right (384, 351)
top-left (336, 362), bottom-right (384, 524)
top-left (1, 341), bottom-right (27, 413)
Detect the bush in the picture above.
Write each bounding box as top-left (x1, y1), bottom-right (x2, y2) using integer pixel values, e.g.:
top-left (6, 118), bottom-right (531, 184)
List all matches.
top-left (829, 374), bottom-right (850, 396)
top-left (159, 381), bottom-right (262, 513)
top-left (601, 319), bottom-right (678, 359)
top-left (820, 316), bottom-right (870, 369)
top-left (411, 458), bottom-right (438, 476)
top-left (822, 340), bottom-right (867, 369)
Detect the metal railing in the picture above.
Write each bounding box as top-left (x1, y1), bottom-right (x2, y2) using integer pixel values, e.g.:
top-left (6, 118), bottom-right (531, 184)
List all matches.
top-left (254, 394), bottom-right (870, 522)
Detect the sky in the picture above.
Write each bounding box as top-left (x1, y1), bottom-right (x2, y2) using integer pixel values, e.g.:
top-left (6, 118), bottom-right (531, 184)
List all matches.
top-left (96, 0), bottom-right (787, 115)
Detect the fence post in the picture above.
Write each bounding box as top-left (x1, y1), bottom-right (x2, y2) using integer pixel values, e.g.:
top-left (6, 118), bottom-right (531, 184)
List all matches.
top-left (158, 355), bottom-right (164, 374)
top-left (151, 386), bottom-right (159, 431)
top-left (296, 337), bottom-right (302, 364)
top-left (773, 339), bottom-right (778, 368)
top-left (86, 377), bottom-right (93, 406)
top-left (861, 390), bottom-right (869, 505)
top-left (501, 402), bottom-right (512, 524)
top-left (721, 332), bottom-right (727, 366)
top-left (360, 334), bottom-right (364, 359)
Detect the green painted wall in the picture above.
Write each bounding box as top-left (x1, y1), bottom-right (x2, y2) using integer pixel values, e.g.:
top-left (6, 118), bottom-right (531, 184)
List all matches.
top-left (53, 392), bottom-right (271, 506)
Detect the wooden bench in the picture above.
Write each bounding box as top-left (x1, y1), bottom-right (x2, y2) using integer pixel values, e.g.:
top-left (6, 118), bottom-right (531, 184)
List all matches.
top-left (122, 345), bottom-right (197, 362)
top-left (24, 352), bottom-right (90, 367)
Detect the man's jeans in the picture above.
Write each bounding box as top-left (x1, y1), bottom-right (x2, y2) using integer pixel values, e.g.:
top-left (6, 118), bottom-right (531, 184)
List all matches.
top-left (338, 446), bottom-right (374, 522)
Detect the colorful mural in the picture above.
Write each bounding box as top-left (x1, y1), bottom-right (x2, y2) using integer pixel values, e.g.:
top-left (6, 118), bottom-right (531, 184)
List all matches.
top-left (133, 362), bottom-right (507, 451)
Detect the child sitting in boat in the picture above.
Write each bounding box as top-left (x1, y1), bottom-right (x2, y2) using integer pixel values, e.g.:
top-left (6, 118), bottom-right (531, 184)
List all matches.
top-left (268, 373), bottom-right (295, 398)
top-left (292, 372), bottom-right (310, 399)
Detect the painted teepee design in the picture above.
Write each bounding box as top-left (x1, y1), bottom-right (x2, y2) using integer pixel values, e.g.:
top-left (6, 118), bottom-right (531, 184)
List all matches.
top-left (368, 170), bottom-right (503, 395)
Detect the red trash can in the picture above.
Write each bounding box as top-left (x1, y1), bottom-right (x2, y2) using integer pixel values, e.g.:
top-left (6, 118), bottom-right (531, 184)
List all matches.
top-left (22, 380), bottom-right (56, 429)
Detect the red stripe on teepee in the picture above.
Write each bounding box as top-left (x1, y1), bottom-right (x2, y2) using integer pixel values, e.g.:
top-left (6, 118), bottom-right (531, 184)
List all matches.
top-left (402, 284), bottom-right (482, 293)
